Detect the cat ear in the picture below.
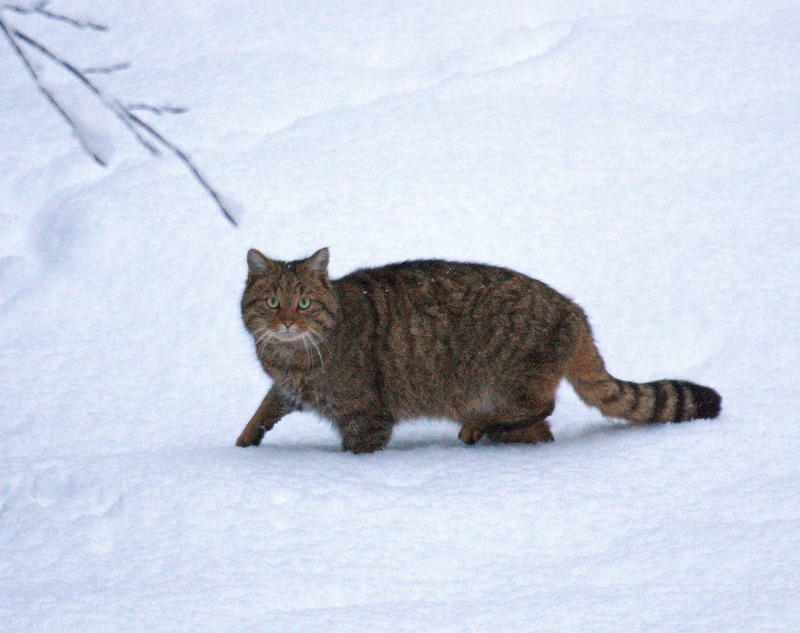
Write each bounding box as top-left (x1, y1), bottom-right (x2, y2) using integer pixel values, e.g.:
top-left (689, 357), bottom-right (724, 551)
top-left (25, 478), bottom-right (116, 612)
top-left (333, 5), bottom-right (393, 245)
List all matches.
top-left (305, 248), bottom-right (330, 275)
top-left (247, 249), bottom-right (274, 275)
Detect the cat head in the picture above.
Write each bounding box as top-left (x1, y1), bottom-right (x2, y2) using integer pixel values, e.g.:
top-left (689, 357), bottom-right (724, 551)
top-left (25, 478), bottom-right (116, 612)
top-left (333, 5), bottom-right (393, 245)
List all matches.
top-left (241, 248), bottom-right (338, 351)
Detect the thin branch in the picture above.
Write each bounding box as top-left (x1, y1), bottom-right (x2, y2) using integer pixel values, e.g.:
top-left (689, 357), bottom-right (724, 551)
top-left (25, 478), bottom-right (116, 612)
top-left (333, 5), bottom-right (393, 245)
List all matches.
top-left (3, 2), bottom-right (107, 31)
top-left (83, 62), bottom-right (130, 75)
top-left (0, 15), bottom-right (107, 165)
top-left (11, 27), bottom-right (161, 155)
top-left (1, 7), bottom-right (237, 226)
top-left (127, 103), bottom-right (189, 115)
top-left (126, 110), bottom-right (238, 226)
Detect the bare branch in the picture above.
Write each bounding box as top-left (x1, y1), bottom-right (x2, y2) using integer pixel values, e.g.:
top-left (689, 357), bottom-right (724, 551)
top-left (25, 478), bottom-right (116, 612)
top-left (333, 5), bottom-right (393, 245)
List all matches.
top-left (83, 62), bottom-right (130, 75)
top-left (127, 103), bottom-right (189, 115)
top-left (0, 15), bottom-right (107, 165)
top-left (126, 110), bottom-right (238, 226)
top-left (1, 6), bottom-right (237, 226)
top-left (3, 2), bottom-right (107, 31)
top-left (11, 27), bottom-right (161, 154)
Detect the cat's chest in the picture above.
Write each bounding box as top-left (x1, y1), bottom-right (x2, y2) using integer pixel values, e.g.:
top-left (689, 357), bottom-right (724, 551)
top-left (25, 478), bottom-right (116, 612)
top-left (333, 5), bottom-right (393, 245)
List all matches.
top-left (269, 366), bottom-right (336, 411)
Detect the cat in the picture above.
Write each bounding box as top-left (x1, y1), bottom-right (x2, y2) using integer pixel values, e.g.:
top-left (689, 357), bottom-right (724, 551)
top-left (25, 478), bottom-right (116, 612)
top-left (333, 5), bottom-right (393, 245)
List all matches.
top-left (236, 248), bottom-right (721, 453)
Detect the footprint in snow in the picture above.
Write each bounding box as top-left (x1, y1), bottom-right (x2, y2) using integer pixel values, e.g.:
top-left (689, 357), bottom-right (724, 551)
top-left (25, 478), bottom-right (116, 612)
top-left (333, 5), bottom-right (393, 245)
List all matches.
top-left (29, 194), bottom-right (92, 270)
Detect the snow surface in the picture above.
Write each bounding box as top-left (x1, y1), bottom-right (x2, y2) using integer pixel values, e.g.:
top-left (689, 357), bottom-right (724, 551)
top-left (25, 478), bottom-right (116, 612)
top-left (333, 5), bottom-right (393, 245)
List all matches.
top-left (2, 1), bottom-right (799, 631)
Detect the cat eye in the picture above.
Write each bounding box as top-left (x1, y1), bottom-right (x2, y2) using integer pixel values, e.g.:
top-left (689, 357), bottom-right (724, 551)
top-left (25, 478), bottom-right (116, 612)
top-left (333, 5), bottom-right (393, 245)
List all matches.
top-left (298, 298), bottom-right (311, 310)
top-left (266, 297), bottom-right (279, 309)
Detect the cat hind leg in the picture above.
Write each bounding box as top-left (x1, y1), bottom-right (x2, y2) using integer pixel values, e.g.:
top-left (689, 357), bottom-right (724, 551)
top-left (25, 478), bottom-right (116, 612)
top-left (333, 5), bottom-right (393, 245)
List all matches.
top-left (458, 379), bottom-right (558, 446)
top-left (458, 402), bottom-right (554, 445)
top-left (486, 419), bottom-right (554, 444)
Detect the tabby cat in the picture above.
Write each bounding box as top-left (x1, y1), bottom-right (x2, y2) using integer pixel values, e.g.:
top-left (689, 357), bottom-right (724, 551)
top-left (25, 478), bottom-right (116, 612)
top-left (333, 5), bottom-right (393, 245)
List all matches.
top-left (237, 248), bottom-right (721, 453)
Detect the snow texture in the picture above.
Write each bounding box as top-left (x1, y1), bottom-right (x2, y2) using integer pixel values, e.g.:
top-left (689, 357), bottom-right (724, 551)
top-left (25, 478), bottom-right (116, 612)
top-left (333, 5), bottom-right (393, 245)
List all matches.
top-left (1, 1), bottom-right (799, 631)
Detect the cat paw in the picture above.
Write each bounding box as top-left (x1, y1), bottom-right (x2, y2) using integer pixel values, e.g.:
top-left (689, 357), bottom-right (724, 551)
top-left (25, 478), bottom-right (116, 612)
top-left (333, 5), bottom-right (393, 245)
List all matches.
top-left (235, 425), bottom-right (266, 448)
top-left (487, 421), bottom-right (554, 445)
top-left (341, 431), bottom-right (391, 454)
top-left (343, 442), bottom-right (384, 454)
top-left (458, 425), bottom-right (485, 445)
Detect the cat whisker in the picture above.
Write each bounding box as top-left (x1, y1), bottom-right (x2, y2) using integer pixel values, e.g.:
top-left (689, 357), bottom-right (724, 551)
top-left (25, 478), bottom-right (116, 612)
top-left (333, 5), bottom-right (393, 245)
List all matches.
top-left (254, 327), bottom-right (274, 356)
top-left (300, 333), bottom-right (313, 369)
top-left (307, 327), bottom-right (332, 352)
top-left (304, 331), bottom-right (325, 369)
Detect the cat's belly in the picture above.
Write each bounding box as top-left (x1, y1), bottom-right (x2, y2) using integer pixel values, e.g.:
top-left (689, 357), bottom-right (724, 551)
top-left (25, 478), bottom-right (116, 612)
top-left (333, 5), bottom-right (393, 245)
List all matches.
top-left (271, 358), bottom-right (508, 424)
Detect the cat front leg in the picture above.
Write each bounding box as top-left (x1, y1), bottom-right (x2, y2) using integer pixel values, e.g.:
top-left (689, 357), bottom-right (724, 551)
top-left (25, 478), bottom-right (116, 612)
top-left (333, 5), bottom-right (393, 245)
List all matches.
top-left (336, 414), bottom-right (394, 454)
top-left (236, 385), bottom-right (296, 447)
top-left (458, 422), bottom-right (486, 445)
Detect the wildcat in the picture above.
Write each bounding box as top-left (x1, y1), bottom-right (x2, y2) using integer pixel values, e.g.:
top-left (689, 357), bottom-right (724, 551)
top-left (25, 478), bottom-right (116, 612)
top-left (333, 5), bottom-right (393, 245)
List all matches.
top-left (237, 248), bottom-right (721, 453)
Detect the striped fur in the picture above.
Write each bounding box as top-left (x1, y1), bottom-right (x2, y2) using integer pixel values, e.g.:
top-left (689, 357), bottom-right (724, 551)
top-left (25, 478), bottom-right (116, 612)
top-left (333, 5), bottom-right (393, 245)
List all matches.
top-left (565, 327), bottom-right (721, 423)
top-left (237, 249), bottom-right (721, 453)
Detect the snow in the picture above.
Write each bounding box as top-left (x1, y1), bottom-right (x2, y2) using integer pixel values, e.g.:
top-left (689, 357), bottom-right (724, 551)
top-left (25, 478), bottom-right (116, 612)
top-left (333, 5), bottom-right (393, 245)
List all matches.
top-left (1, 1), bottom-right (799, 631)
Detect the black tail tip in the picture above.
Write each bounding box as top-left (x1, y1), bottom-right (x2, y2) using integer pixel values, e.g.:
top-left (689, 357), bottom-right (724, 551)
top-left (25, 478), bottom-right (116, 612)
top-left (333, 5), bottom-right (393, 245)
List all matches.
top-left (690, 384), bottom-right (722, 420)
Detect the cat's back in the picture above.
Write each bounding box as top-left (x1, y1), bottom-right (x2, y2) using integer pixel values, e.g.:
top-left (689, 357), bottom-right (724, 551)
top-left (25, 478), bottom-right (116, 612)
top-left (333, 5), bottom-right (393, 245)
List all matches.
top-left (330, 258), bottom-right (578, 360)
top-left (333, 258), bottom-right (570, 314)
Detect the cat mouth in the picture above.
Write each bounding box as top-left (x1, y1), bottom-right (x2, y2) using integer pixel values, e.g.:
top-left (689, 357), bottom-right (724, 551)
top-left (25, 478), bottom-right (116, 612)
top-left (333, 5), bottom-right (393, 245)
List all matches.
top-left (271, 329), bottom-right (305, 343)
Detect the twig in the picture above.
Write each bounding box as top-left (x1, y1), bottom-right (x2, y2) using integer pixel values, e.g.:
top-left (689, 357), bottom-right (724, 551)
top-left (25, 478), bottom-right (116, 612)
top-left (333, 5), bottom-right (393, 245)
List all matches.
top-left (12, 27), bottom-right (161, 155)
top-left (83, 62), bottom-right (130, 75)
top-left (3, 1), bottom-right (107, 31)
top-left (127, 103), bottom-right (189, 115)
top-left (0, 16), bottom-right (107, 165)
top-left (1, 7), bottom-right (237, 225)
top-left (126, 110), bottom-right (238, 226)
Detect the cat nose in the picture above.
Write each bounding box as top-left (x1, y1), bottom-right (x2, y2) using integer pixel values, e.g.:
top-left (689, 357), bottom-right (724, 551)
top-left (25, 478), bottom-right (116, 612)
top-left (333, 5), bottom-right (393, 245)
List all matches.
top-left (282, 319), bottom-right (295, 330)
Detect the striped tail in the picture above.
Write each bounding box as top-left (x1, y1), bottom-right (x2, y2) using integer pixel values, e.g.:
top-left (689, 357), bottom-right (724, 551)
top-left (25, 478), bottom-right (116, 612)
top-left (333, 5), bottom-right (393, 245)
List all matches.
top-left (566, 327), bottom-right (721, 423)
